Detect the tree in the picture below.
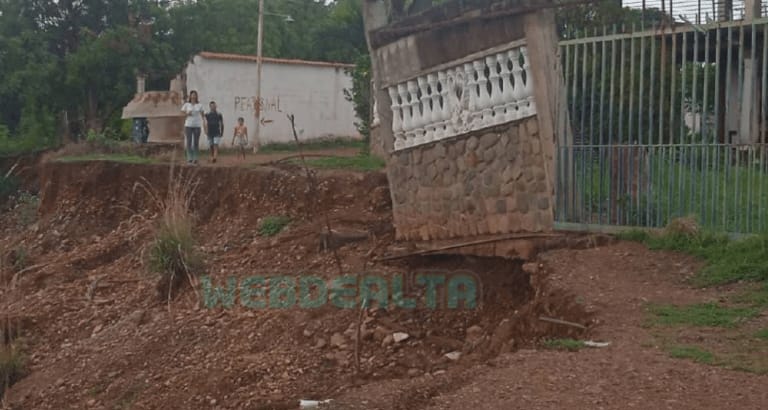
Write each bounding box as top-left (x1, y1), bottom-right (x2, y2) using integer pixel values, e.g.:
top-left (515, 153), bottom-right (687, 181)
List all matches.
top-left (0, 0), bottom-right (373, 150)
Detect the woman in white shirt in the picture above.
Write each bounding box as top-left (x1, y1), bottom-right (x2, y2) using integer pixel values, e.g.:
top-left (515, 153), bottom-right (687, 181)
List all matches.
top-left (181, 90), bottom-right (205, 165)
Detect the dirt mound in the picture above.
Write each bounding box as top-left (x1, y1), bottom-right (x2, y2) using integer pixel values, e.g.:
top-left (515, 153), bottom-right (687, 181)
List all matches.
top-left (1, 160), bottom-right (592, 409)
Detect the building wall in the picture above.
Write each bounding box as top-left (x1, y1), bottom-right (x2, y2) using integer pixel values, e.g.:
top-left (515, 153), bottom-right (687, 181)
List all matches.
top-left (387, 117), bottom-right (554, 241)
top-left (148, 117), bottom-right (184, 143)
top-left (185, 56), bottom-right (360, 147)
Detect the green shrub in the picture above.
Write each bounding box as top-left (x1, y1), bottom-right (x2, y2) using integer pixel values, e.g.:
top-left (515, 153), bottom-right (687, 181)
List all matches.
top-left (649, 303), bottom-right (758, 328)
top-left (0, 175), bottom-right (20, 206)
top-left (755, 328), bottom-right (768, 340)
top-left (619, 222), bottom-right (768, 287)
top-left (85, 130), bottom-right (120, 151)
top-left (259, 216), bottom-right (290, 237)
top-left (15, 193), bottom-right (39, 227)
top-left (0, 344), bottom-right (26, 398)
top-left (668, 345), bottom-right (715, 364)
top-left (10, 246), bottom-right (28, 272)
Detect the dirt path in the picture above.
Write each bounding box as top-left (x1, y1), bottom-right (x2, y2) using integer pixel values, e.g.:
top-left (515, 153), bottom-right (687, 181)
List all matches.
top-left (331, 242), bottom-right (768, 409)
top-left (175, 147), bottom-right (362, 168)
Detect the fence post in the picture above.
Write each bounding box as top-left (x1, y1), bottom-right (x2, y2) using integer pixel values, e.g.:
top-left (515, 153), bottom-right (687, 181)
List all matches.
top-left (746, 0), bottom-right (762, 20)
top-left (524, 9), bottom-right (572, 226)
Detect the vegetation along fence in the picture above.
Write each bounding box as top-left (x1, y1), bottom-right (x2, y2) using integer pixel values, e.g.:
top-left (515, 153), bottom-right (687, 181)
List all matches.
top-left (556, 17), bottom-right (768, 234)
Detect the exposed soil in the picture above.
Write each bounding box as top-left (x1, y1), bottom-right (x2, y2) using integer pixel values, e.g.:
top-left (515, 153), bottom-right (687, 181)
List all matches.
top-left (1, 158), bottom-right (767, 409)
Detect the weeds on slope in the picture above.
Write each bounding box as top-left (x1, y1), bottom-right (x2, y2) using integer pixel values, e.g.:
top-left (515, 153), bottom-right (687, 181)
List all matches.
top-left (0, 342), bottom-right (25, 400)
top-left (1, 258), bottom-right (26, 400)
top-left (135, 166), bottom-right (202, 304)
top-left (0, 175), bottom-right (19, 206)
top-left (258, 216), bottom-right (290, 237)
top-left (618, 222), bottom-right (768, 287)
top-left (620, 219), bottom-right (768, 372)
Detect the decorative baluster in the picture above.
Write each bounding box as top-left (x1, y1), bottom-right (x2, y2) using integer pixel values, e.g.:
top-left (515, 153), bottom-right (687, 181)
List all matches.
top-left (438, 70), bottom-right (454, 139)
top-left (473, 60), bottom-right (492, 128)
top-left (507, 48), bottom-right (524, 122)
top-left (407, 80), bottom-right (424, 145)
top-left (427, 73), bottom-right (441, 141)
top-left (520, 47), bottom-right (536, 115)
top-left (496, 52), bottom-right (513, 119)
top-left (486, 54), bottom-right (504, 124)
top-left (464, 63), bottom-right (478, 130)
top-left (388, 86), bottom-right (405, 151)
top-left (418, 76), bottom-right (434, 143)
top-left (398, 83), bottom-right (414, 148)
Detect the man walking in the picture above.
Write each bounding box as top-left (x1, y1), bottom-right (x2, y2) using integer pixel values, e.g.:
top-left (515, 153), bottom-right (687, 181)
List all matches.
top-left (204, 101), bottom-right (224, 163)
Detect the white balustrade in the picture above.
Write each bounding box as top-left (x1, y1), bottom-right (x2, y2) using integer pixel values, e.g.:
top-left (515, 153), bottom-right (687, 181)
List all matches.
top-left (426, 73), bottom-right (440, 142)
top-left (520, 47), bottom-right (536, 115)
top-left (388, 86), bottom-right (405, 150)
top-left (387, 44), bottom-right (537, 151)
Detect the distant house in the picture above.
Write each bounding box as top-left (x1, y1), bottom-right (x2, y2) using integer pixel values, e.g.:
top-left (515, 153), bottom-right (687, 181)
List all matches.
top-left (184, 52), bottom-right (360, 147)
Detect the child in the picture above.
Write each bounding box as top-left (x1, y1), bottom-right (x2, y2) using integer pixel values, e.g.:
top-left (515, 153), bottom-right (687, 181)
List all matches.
top-left (232, 117), bottom-right (249, 161)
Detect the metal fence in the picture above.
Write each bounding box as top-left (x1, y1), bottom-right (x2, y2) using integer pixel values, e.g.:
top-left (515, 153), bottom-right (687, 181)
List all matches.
top-left (556, 18), bottom-right (768, 234)
top-left (621, 1), bottom-right (760, 23)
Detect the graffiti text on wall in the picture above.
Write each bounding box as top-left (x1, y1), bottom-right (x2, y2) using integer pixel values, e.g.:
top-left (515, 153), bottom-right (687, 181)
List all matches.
top-left (234, 96), bottom-right (282, 116)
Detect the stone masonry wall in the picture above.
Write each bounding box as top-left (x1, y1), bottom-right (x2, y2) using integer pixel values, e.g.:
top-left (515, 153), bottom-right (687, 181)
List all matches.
top-left (386, 116), bottom-right (554, 241)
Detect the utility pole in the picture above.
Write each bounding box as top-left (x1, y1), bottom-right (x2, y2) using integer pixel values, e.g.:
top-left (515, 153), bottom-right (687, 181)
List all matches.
top-left (254, 0), bottom-right (264, 153)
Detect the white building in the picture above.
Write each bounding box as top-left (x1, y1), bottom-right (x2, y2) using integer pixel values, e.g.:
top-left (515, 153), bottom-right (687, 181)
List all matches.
top-left (184, 51), bottom-right (360, 147)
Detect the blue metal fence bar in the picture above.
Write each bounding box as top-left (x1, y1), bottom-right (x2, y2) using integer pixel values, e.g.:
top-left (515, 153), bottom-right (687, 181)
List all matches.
top-left (599, 26), bottom-right (609, 225)
top-left (735, 24), bottom-right (745, 232)
top-left (701, 28), bottom-right (711, 225)
top-left (712, 25), bottom-right (723, 228)
top-left (760, 23), bottom-right (768, 231)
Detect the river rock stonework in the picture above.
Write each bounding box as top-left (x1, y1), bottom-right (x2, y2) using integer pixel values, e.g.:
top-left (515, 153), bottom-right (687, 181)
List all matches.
top-left (386, 117), bottom-right (554, 241)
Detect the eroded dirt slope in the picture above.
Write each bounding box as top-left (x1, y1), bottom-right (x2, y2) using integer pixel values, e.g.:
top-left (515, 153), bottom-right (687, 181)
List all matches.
top-left (1, 161), bottom-right (588, 410)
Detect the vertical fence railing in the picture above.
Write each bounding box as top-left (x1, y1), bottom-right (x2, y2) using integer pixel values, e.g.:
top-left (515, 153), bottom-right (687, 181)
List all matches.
top-left (557, 19), bottom-right (768, 234)
top-left (621, 1), bottom-right (757, 23)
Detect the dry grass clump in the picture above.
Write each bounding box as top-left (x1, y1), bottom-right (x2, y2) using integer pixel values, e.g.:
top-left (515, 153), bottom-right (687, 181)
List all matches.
top-left (665, 216), bottom-right (700, 238)
top-left (0, 318), bottom-right (25, 400)
top-left (135, 166), bottom-right (202, 302)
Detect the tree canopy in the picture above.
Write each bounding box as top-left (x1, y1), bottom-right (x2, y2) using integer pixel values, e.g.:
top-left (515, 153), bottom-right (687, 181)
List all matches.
top-left (0, 0), bottom-right (369, 151)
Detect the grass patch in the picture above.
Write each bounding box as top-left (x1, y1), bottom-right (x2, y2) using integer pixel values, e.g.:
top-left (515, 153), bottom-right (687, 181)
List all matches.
top-left (259, 216), bottom-right (290, 237)
top-left (115, 382), bottom-right (145, 410)
top-left (0, 342), bottom-right (26, 399)
top-left (0, 175), bottom-right (20, 205)
top-left (259, 138), bottom-right (364, 153)
top-left (56, 153), bottom-right (153, 164)
top-left (668, 345), bottom-right (715, 364)
top-left (138, 170), bottom-right (202, 300)
top-left (619, 226), bottom-right (768, 287)
top-left (542, 338), bottom-right (586, 351)
top-left (755, 329), bottom-right (768, 340)
top-left (8, 246), bottom-right (28, 272)
top-left (649, 303), bottom-right (759, 328)
top-left (15, 193), bottom-right (38, 227)
top-left (732, 284), bottom-right (768, 308)
top-left (575, 146), bottom-right (768, 233)
top-left (300, 154), bottom-right (385, 171)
